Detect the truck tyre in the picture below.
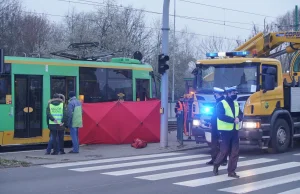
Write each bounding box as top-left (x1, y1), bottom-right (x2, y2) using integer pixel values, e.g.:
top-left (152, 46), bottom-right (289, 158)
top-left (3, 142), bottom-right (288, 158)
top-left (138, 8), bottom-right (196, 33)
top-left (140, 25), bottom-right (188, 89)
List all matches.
top-left (269, 119), bottom-right (290, 153)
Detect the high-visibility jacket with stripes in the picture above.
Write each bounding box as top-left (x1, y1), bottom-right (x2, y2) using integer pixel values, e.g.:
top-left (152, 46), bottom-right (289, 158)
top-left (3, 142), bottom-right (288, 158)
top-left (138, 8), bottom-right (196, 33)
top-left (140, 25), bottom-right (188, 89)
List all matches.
top-left (217, 100), bottom-right (239, 131)
top-left (49, 103), bottom-right (63, 125)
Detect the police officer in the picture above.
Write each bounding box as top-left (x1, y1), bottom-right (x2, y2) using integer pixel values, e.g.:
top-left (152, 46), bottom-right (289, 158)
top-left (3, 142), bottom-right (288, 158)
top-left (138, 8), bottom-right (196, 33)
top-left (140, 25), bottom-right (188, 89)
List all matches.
top-left (213, 86), bottom-right (243, 178)
top-left (206, 87), bottom-right (228, 166)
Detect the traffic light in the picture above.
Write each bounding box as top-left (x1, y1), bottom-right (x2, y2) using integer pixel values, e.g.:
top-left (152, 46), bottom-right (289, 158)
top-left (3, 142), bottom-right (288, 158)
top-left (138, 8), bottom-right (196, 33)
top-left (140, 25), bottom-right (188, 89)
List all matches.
top-left (158, 54), bottom-right (169, 74)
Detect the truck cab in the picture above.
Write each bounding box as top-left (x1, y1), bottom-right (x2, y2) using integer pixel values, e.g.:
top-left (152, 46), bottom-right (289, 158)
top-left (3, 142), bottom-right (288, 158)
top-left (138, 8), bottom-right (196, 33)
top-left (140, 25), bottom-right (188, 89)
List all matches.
top-left (191, 51), bottom-right (300, 153)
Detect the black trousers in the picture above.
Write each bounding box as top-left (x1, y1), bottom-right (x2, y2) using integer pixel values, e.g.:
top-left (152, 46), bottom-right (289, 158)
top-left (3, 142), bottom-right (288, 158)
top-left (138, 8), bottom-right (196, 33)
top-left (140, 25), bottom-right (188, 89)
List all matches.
top-left (211, 130), bottom-right (228, 162)
top-left (51, 130), bottom-right (64, 153)
top-left (214, 130), bottom-right (239, 174)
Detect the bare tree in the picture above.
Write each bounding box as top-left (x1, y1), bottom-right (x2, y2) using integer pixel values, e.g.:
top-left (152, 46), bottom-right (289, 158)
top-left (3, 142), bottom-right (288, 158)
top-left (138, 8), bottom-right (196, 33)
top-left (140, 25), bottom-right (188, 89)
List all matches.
top-left (62, 2), bottom-right (153, 61)
top-left (19, 13), bottom-right (52, 56)
top-left (0, 0), bottom-right (23, 55)
top-left (196, 36), bottom-right (236, 59)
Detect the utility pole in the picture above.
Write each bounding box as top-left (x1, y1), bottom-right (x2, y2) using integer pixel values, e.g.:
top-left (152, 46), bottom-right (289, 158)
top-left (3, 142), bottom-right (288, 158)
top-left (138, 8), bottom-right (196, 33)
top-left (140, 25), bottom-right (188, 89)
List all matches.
top-left (160, 0), bottom-right (170, 148)
top-left (295, 5), bottom-right (299, 31)
top-left (171, 0), bottom-right (176, 103)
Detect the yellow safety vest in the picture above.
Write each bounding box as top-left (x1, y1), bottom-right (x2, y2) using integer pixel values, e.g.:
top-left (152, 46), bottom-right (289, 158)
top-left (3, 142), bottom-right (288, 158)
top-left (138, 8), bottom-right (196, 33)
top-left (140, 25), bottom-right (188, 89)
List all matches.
top-left (49, 103), bottom-right (63, 125)
top-left (217, 100), bottom-right (239, 131)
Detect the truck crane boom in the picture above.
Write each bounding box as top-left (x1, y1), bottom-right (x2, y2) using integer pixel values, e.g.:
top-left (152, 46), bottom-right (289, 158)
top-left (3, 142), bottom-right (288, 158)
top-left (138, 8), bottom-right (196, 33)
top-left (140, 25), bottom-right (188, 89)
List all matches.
top-left (235, 31), bottom-right (300, 57)
top-left (235, 31), bottom-right (300, 83)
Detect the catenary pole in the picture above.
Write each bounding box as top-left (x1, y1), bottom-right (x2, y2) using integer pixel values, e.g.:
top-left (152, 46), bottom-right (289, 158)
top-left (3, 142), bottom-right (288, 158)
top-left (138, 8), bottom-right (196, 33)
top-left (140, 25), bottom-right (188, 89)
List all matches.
top-left (295, 5), bottom-right (299, 31)
top-left (160, 0), bottom-right (170, 148)
top-left (172, 0), bottom-right (176, 103)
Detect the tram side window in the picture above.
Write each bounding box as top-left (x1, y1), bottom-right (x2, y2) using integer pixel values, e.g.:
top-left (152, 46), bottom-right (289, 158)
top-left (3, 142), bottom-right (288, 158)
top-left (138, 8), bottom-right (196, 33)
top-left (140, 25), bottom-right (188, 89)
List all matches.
top-left (79, 67), bottom-right (107, 103)
top-left (79, 67), bottom-right (133, 103)
top-left (0, 75), bottom-right (11, 104)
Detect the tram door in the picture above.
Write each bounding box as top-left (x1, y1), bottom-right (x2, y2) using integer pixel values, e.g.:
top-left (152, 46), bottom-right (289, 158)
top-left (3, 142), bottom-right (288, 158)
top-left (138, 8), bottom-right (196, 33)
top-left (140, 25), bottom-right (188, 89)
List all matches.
top-left (50, 76), bottom-right (76, 102)
top-left (14, 75), bottom-right (43, 138)
top-left (50, 76), bottom-right (76, 135)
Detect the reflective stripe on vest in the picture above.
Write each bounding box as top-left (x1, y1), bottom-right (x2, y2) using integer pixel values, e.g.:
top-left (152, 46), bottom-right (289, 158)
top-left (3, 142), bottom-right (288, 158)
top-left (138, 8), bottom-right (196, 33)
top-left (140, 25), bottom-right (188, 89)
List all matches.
top-left (49, 103), bottom-right (63, 124)
top-left (217, 100), bottom-right (239, 131)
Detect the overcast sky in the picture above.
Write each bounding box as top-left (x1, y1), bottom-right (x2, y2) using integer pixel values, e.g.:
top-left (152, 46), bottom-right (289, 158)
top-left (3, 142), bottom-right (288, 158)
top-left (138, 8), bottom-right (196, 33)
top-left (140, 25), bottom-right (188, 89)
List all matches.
top-left (22, 0), bottom-right (299, 43)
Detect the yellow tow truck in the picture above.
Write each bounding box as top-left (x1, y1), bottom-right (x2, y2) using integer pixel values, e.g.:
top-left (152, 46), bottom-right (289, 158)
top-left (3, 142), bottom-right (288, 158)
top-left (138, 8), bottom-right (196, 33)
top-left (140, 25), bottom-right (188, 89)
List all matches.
top-left (191, 31), bottom-right (300, 153)
top-left (235, 31), bottom-right (300, 83)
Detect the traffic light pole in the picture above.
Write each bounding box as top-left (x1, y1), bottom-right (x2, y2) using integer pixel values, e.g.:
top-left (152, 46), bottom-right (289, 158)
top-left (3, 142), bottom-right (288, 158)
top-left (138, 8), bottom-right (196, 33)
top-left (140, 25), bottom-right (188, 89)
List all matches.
top-left (160, 0), bottom-right (170, 148)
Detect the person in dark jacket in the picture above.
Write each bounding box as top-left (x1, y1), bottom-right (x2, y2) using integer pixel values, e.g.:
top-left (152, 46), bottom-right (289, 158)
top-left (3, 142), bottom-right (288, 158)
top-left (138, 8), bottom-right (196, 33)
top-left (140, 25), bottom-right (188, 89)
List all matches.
top-left (67, 91), bottom-right (83, 153)
top-left (45, 94), bottom-right (66, 155)
top-left (46, 93), bottom-right (67, 155)
top-left (206, 87), bottom-right (227, 166)
top-left (213, 86), bottom-right (243, 178)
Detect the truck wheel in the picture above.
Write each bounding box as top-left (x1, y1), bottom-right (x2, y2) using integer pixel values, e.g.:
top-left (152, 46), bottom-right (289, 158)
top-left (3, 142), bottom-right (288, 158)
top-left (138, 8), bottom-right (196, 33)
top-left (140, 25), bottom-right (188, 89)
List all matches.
top-left (269, 119), bottom-right (290, 153)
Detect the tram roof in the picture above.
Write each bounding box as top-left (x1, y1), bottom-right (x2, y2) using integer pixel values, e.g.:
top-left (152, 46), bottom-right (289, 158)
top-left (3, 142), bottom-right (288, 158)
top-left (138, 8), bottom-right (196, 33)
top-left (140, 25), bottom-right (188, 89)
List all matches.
top-left (4, 56), bottom-right (153, 71)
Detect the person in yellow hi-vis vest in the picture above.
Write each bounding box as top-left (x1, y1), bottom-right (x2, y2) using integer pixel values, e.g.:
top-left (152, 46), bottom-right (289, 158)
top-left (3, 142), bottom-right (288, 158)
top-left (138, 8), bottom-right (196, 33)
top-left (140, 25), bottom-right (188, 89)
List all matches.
top-left (46, 93), bottom-right (68, 155)
top-left (213, 86), bottom-right (243, 178)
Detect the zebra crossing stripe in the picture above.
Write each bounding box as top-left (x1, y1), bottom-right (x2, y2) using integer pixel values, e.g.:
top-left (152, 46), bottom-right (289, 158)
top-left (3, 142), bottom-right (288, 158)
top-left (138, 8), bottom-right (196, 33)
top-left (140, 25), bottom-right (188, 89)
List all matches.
top-left (102, 157), bottom-right (244, 176)
top-left (277, 188), bottom-right (300, 194)
top-left (135, 158), bottom-right (276, 181)
top-left (293, 153), bottom-right (300, 156)
top-left (174, 162), bottom-right (300, 187)
top-left (42, 152), bottom-right (184, 168)
top-left (70, 154), bottom-right (210, 172)
top-left (219, 171), bottom-right (300, 193)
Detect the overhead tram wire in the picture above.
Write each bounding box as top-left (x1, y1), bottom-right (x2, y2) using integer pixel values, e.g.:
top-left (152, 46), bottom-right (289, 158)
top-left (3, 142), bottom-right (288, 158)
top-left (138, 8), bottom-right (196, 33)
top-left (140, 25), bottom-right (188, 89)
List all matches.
top-left (22, 10), bottom-right (239, 41)
top-left (75, 0), bottom-right (264, 27)
top-left (179, 0), bottom-right (277, 18)
top-left (56, 0), bottom-right (262, 30)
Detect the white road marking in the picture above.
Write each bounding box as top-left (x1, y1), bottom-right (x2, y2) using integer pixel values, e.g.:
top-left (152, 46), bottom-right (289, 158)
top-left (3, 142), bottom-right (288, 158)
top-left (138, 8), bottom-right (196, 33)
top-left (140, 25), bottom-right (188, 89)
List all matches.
top-left (174, 162), bottom-right (300, 187)
top-left (42, 152), bottom-right (184, 168)
top-left (136, 158), bottom-right (276, 180)
top-left (70, 154), bottom-right (209, 172)
top-left (102, 157), bottom-right (245, 176)
top-left (219, 172), bottom-right (300, 193)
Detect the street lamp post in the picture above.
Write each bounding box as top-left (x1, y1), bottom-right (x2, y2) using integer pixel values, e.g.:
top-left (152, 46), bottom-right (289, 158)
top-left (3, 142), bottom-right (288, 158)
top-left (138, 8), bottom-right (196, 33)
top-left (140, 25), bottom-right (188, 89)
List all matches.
top-left (160, 0), bottom-right (170, 148)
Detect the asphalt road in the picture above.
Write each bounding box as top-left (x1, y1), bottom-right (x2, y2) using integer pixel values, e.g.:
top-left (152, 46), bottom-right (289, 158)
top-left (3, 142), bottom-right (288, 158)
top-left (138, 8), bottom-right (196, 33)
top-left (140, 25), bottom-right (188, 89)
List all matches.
top-left (1, 146), bottom-right (300, 194)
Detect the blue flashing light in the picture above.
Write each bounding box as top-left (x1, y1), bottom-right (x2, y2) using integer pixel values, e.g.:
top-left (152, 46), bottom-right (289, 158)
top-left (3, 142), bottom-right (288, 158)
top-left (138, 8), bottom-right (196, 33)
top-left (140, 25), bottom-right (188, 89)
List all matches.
top-left (201, 106), bottom-right (213, 115)
top-left (206, 51), bottom-right (250, 58)
top-left (206, 52), bottom-right (218, 58)
top-left (232, 51), bottom-right (250, 56)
